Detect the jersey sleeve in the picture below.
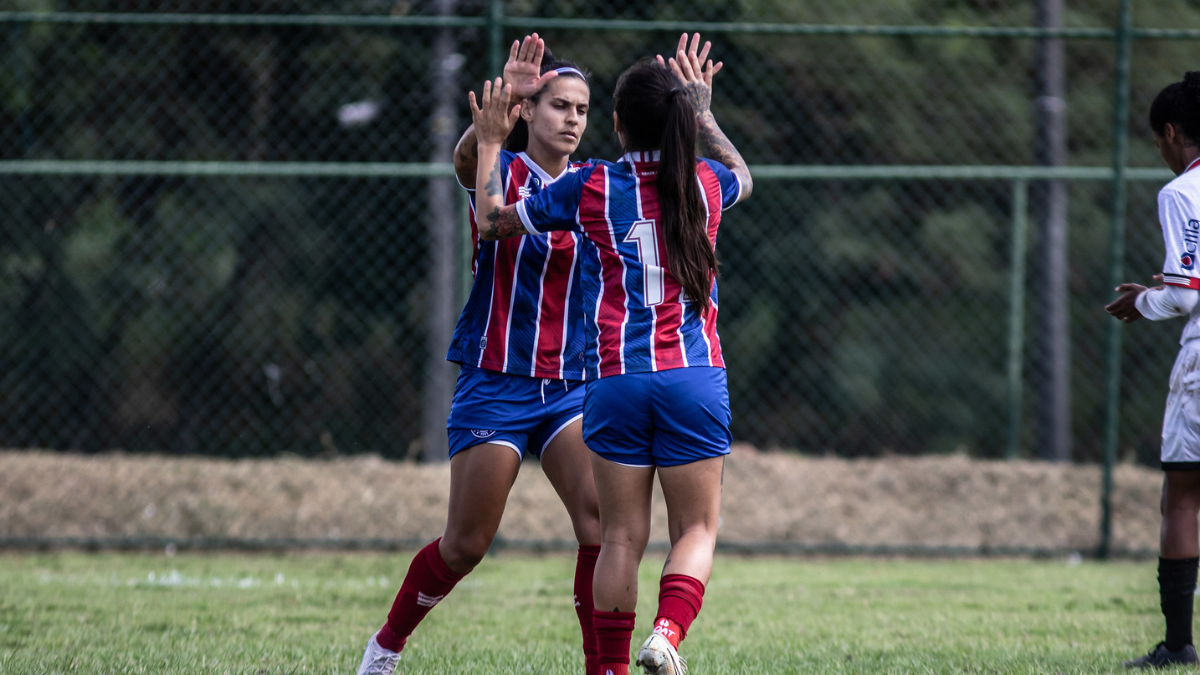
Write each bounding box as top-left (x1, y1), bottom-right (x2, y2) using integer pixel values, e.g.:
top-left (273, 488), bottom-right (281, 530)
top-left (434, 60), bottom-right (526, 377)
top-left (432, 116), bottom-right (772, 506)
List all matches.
top-left (1136, 285), bottom-right (1200, 320)
top-left (1159, 186), bottom-right (1200, 289)
top-left (699, 158), bottom-right (742, 210)
top-left (515, 166), bottom-right (592, 235)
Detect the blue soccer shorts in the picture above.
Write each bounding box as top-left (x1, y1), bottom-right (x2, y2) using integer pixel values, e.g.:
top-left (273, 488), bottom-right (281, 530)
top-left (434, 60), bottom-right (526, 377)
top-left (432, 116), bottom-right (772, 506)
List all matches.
top-left (583, 366), bottom-right (731, 468)
top-left (446, 365), bottom-right (585, 460)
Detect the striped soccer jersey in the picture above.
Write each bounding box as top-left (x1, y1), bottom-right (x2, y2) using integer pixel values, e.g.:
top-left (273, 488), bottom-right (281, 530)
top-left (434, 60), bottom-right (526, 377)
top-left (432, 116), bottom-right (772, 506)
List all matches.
top-left (515, 151), bottom-right (742, 379)
top-left (447, 150), bottom-right (590, 380)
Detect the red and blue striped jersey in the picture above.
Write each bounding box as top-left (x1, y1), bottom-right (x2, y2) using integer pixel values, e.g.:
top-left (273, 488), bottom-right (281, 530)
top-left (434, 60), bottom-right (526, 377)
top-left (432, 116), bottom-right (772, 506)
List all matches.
top-left (515, 151), bottom-right (742, 379)
top-left (448, 150), bottom-right (590, 380)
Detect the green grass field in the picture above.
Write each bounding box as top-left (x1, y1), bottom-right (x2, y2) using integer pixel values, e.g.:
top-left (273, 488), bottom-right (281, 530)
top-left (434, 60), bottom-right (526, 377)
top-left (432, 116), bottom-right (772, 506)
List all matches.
top-left (0, 551), bottom-right (1176, 674)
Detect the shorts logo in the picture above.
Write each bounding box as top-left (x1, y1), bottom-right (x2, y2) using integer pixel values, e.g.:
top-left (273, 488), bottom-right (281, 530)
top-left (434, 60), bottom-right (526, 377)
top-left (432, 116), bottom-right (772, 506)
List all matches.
top-left (471, 429), bottom-right (497, 439)
top-left (1184, 253), bottom-right (1196, 270)
top-left (479, 336), bottom-right (487, 350)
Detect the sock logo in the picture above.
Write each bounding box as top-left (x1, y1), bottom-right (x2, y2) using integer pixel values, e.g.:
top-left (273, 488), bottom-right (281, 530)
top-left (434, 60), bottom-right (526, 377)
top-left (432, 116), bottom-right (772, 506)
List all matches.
top-left (416, 591), bottom-right (444, 608)
top-left (653, 618), bottom-right (677, 639)
top-left (573, 594), bottom-right (580, 608)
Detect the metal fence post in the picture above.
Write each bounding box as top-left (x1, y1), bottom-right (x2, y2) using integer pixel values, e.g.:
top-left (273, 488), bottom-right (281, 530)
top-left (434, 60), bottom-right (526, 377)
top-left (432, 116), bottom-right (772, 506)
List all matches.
top-left (488, 0), bottom-right (504, 78)
top-left (1007, 179), bottom-right (1029, 459)
top-left (9, 22), bottom-right (30, 155)
top-left (423, 0), bottom-right (461, 463)
top-left (1099, 0), bottom-right (1134, 560)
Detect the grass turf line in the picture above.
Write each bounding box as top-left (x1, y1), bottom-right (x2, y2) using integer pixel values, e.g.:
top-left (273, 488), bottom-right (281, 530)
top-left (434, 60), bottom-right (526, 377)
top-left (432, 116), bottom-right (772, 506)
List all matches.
top-left (0, 552), bottom-right (1173, 674)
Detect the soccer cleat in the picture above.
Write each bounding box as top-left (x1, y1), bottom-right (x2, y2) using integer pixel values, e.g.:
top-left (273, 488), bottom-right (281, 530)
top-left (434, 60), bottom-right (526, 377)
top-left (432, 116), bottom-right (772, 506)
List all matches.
top-left (636, 632), bottom-right (687, 675)
top-left (356, 634), bottom-right (401, 675)
top-left (1124, 642), bottom-right (1199, 669)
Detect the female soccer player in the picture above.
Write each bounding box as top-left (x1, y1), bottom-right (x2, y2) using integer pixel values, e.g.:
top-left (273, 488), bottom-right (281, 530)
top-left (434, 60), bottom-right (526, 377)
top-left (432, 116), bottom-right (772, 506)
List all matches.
top-left (355, 36), bottom-right (604, 675)
top-left (1107, 71), bottom-right (1200, 669)
top-left (471, 33), bottom-right (752, 675)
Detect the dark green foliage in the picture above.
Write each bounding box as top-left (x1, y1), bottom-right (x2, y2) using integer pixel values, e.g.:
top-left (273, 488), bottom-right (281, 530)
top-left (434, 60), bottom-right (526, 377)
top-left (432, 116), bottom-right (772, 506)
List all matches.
top-left (0, 1), bottom-right (1197, 459)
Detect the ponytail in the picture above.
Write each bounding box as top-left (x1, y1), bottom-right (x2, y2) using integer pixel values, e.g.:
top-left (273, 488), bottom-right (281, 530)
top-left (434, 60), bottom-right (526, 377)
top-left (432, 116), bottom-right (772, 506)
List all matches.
top-left (658, 88), bottom-right (717, 315)
top-left (1150, 71), bottom-right (1200, 143)
top-left (613, 59), bottom-right (718, 315)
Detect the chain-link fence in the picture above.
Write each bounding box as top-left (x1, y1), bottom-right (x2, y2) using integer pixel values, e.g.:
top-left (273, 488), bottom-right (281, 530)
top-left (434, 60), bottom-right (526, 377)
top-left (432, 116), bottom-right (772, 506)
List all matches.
top-left (0, 1), bottom-right (1195, 468)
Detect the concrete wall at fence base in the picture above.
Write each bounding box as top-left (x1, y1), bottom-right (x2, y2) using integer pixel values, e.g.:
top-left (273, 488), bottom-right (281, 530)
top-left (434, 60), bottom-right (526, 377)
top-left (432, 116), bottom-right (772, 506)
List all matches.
top-left (0, 447), bottom-right (1163, 552)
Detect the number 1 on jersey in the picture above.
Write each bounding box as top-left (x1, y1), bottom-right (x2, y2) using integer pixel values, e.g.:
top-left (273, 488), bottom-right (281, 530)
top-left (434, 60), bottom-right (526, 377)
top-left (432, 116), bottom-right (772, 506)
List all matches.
top-left (625, 219), bottom-right (664, 306)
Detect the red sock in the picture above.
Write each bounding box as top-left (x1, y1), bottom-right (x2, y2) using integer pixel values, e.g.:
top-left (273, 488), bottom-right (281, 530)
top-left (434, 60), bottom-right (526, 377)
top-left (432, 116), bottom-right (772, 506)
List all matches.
top-left (375, 538), bottom-right (466, 652)
top-left (593, 610), bottom-right (635, 675)
top-left (652, 574), bottom-right (705, 649)
top-left (575, 545), bottom-right (601, 675)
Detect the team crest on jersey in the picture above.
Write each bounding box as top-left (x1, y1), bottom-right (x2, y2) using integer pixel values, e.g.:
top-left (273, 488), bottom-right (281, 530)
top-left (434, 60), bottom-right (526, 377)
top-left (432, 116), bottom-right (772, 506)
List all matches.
top-left (471, 429), bottom-right (497, 439)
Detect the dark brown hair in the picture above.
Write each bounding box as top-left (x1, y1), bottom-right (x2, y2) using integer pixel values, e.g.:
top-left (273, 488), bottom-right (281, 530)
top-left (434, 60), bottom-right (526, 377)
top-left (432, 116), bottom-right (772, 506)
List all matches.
top-left (613, 59), bottom-right (717, 314)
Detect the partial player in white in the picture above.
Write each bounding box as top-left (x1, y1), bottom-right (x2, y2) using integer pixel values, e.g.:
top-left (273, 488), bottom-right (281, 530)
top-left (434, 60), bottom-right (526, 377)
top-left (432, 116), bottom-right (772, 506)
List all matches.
top-left (1107, 71), bottom-right (1200, 670)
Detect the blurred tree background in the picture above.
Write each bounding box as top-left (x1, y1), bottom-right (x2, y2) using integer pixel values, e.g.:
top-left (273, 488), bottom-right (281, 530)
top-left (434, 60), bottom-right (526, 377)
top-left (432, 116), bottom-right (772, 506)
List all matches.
top-left (0, 0), bottom-right (1193, 462)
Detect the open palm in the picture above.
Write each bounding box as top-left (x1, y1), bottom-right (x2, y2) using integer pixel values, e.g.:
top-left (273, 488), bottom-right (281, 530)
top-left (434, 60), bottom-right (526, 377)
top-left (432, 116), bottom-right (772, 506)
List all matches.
top-left (504, 33), bottom-right (557, 101)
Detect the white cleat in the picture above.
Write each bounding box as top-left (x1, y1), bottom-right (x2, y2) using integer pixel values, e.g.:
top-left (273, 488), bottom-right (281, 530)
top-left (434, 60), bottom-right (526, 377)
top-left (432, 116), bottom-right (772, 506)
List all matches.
top-left (356, 634), bottom-right (401, 675)
top-left (636, 632), bottom-right (687, 675)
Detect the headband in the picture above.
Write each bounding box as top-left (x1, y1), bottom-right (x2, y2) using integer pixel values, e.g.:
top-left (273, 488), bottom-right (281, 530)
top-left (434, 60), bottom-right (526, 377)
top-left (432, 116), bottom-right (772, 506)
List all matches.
top-left (554, 67), bottom-right (587, 81)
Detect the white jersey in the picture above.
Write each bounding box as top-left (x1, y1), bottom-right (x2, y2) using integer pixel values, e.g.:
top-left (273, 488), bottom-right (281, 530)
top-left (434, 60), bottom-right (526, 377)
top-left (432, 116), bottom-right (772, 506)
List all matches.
top-left (1139, 157), bottom-right (1200, 344)
top-left (1139, 158), bottom-right (1200, 466)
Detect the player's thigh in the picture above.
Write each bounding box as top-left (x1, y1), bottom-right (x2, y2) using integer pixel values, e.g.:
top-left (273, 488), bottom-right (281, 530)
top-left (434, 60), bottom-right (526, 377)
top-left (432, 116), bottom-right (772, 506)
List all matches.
top-left (444, 442), bottom-right (523, 547)
top-left (1164, 469), bottom-right (1200, 513)
top-left (590, 453), bottom-right (656, 550)
top-left (657, 456), bottom-right (725, 543)
top-left (540, 416), bottom-right (601, 542)
top-left (540, 416), bottom-right (591, 491)
top-left (534, 381), bottom-right (592, 500)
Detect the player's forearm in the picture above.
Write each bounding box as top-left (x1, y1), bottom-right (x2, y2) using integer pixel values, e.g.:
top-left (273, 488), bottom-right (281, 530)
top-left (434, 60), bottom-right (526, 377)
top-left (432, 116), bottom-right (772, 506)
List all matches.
top-left (475, 142), bottom-right (529, 241)
top-left (454, 125), bottom-right (480, 188)
top-left (697, 111), bottom-right (753, 202)
top-left (1136, 286), bottom-right (1200, 320)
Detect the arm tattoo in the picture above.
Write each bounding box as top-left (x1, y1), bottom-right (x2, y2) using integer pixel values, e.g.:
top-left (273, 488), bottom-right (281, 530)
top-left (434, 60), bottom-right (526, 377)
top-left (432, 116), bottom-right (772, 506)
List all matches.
top-left (454, 127), bottom-right (480, 184)
top-left (697, 112), bottom-right (753, 199)
top-left (684, 82), bottom-right (711, 114)
top-left (481, 206), bottom-right (528, 240)
top-left (483, 155), bottom-right (504, 198)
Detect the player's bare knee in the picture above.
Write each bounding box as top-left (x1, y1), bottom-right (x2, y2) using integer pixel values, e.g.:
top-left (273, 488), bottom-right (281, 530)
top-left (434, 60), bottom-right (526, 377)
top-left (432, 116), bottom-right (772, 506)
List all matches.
top-left (672, 522), bottom-right (718, 547)
top-left (602, 525), bottom-right (650, 553)
top-left (440, 532), bottom-right (493, 571)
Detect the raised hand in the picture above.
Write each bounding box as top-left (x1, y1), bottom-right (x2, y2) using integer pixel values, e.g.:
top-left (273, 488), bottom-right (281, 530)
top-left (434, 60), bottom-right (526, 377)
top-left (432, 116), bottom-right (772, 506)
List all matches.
top-left (658, 32), bottom-right (723, 115)
top-left (504, 33), bottom-right (558, 102)
top-left (656, 33), bottom-right (752, 204)
top-left (469, 78), bottom-right (520, 146)
top-left (455, 36), bottom-right (552, 190)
